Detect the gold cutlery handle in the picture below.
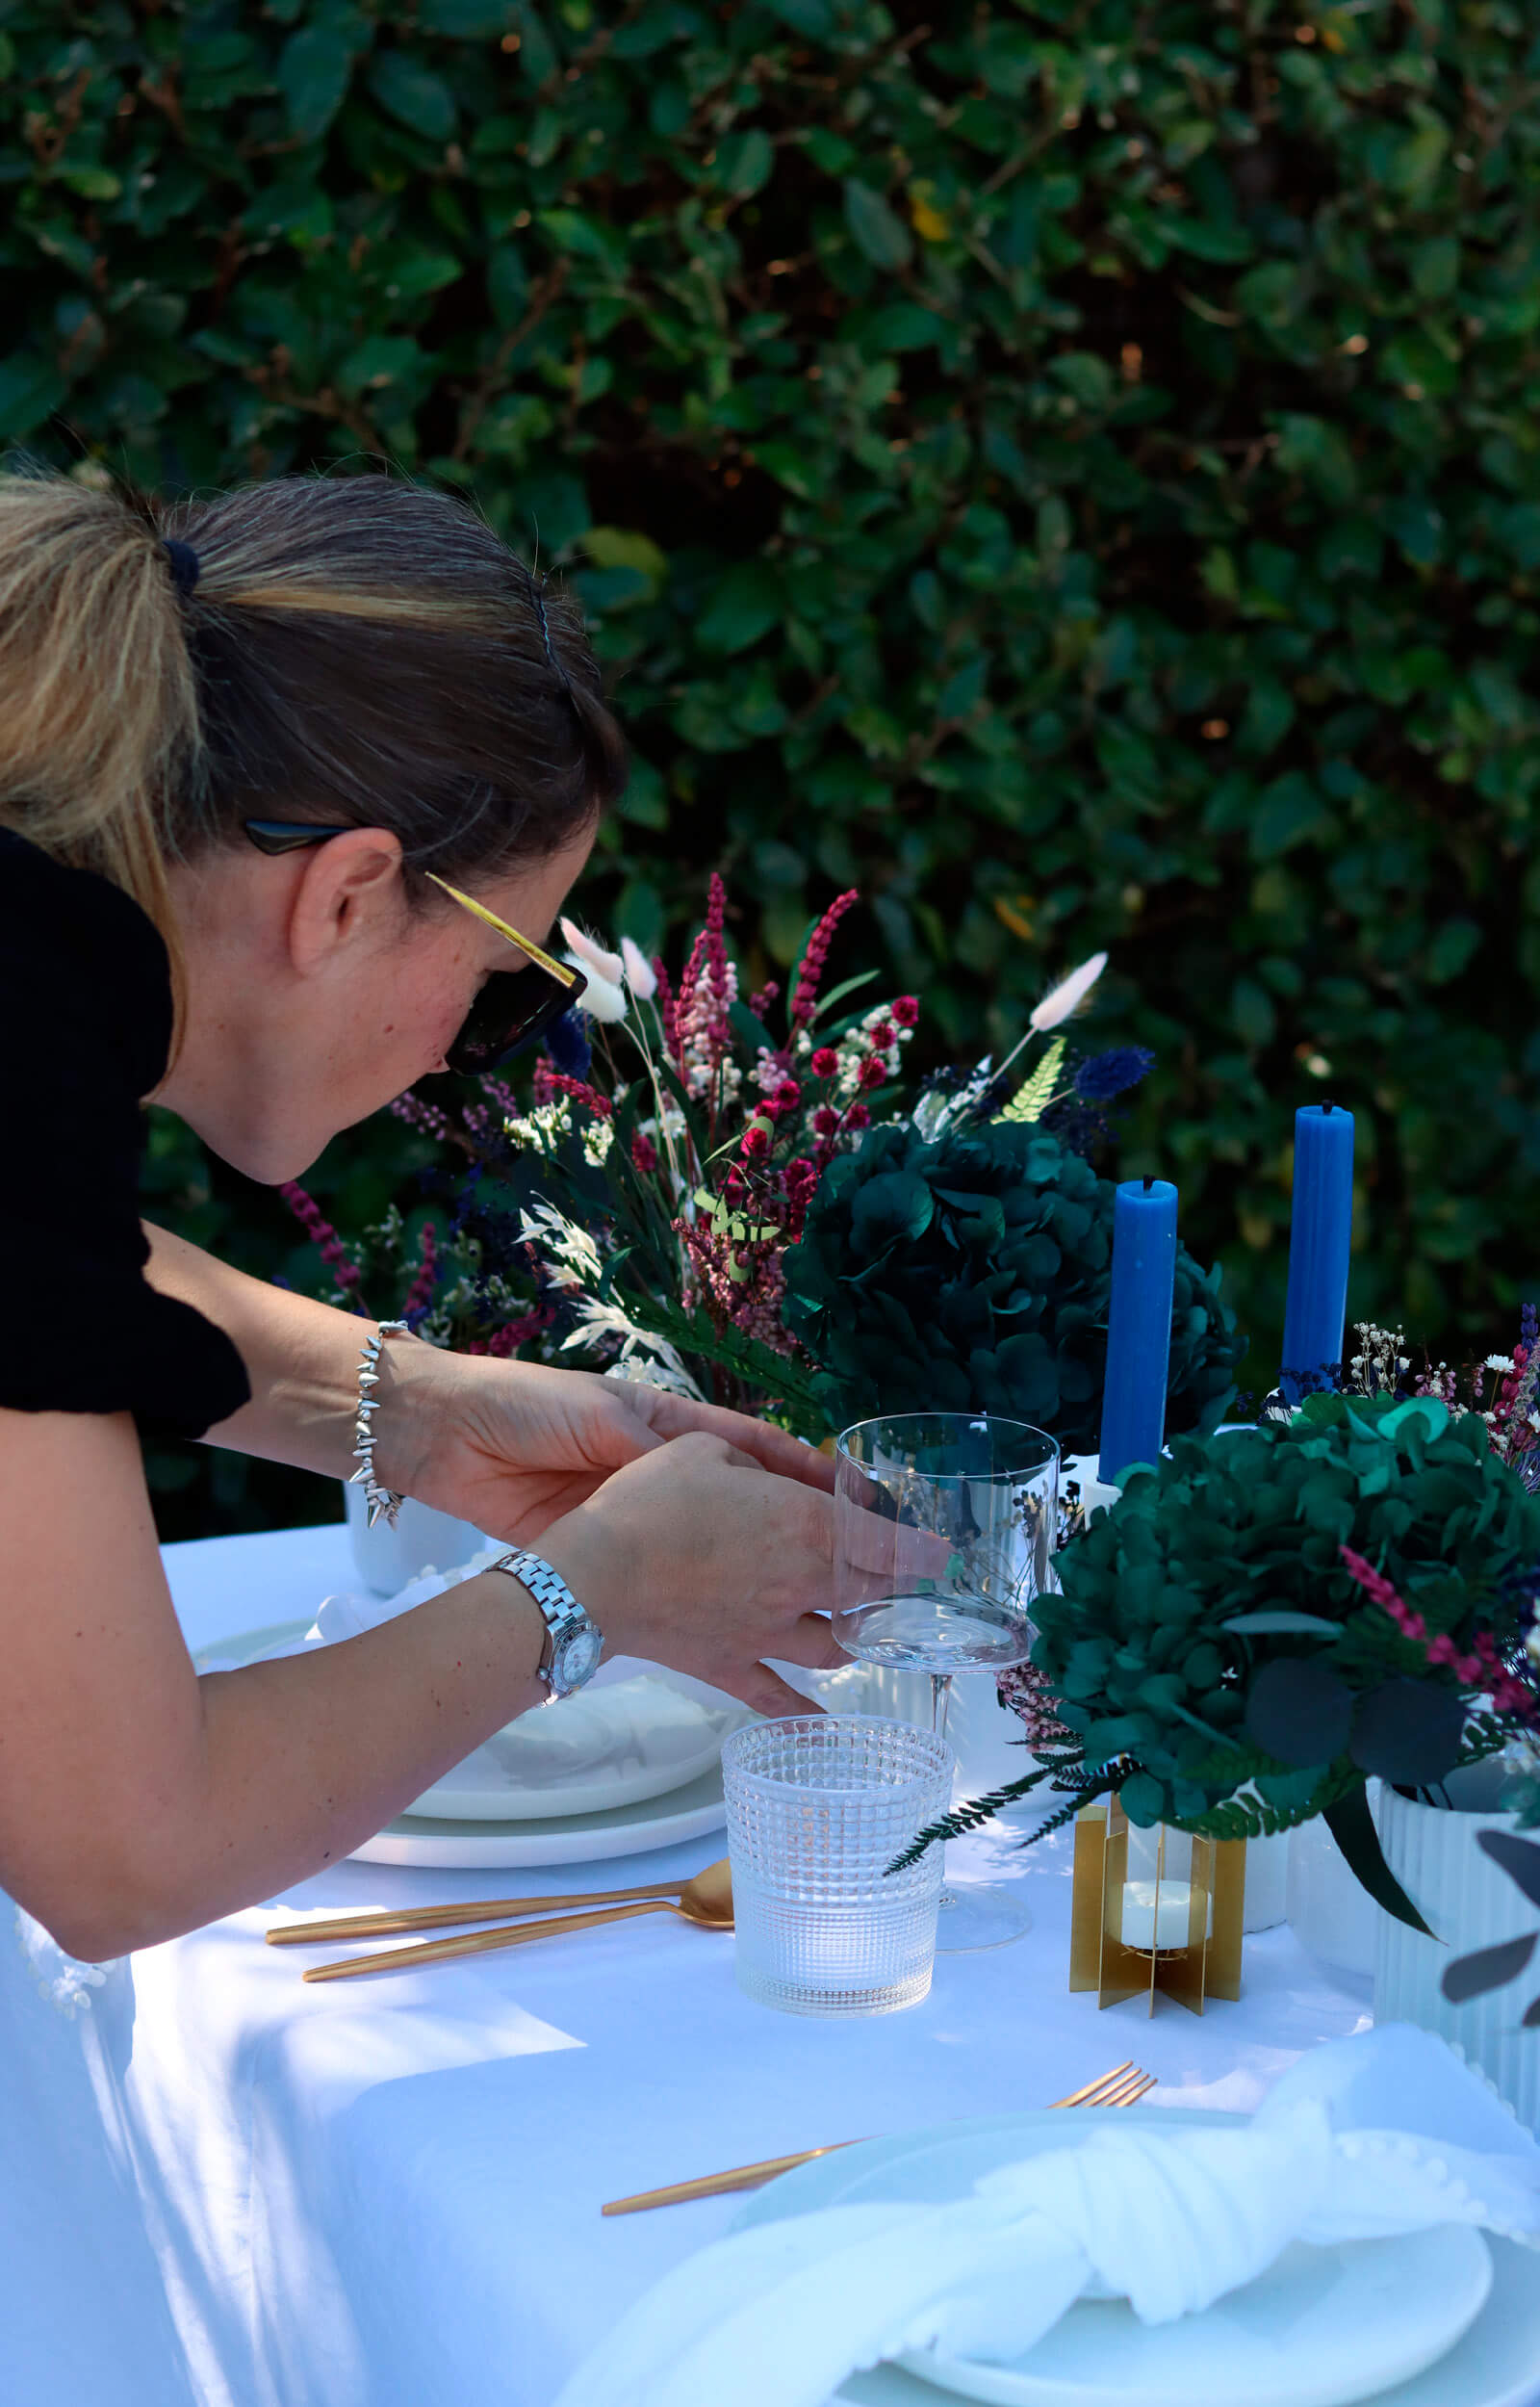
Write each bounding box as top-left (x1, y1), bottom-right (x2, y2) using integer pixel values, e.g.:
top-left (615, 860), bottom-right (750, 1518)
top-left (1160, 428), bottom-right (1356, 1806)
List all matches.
top-left (602, 2142), bottom-right (861, 2217)
top-left (596, 2064), bottom-right (1158, 2215)
top-left (302, 1896), bottom-right (677, 1983)
top-left (270, 1875), bottom-right (686, 1947)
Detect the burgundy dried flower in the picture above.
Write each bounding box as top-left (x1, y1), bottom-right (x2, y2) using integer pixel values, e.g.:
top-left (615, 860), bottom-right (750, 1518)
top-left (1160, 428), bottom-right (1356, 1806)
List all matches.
top-left (846, 1103), bottom-right (871, 1130)
top-left (812, 1105), bottom-right (839, 1137)
top-left (402, 1222), bottom-right (439, 1324)
top-left (789, 889), bottom-right (860, 1028)
top-left (532, 1064), bottom-right (613, 1119)
top-left (631, 1131), bottom-right (659, 1174)
top-left (809, 1047), bottom-right (838, 1078)
top-left (278, 1180), bottom-right (367, 1310)
top-left (891, 996), bottom-right (919, 1029)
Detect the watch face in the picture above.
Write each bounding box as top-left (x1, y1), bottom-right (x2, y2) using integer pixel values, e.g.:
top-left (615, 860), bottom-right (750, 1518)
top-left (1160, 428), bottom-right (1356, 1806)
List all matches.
top-left (556, 1625), bottom-right (603, 1691)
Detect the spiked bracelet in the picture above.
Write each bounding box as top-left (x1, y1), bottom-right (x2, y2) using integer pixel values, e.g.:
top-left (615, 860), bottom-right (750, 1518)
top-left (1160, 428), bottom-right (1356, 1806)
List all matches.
top-left (347, 1319), bottom-right (413, 1528)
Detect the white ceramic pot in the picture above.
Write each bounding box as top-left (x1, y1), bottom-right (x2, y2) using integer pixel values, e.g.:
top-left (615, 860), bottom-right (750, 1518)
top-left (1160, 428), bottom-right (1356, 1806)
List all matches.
top-left (342, 1481), bottom-right (490, 1598)
top-left (1287, 1802), bottom-right (1381, 1978)
top-left (1373, 1762), bottom-right (1540, 2131)
top-left (1243, 1829), bottom-right (1290, 1934)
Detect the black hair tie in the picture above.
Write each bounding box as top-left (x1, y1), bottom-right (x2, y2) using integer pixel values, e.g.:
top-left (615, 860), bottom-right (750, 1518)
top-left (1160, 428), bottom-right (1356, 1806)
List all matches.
top-left (163, 537), bottom-right (201, 599)
top-left (524, 563), bottom-right (575, 699)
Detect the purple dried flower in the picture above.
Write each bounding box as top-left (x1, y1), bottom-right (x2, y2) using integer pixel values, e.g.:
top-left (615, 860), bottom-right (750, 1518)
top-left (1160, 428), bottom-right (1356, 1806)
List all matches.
top-left (1074, 1047), bottom-right (1155, 1103)
top-left (544, 1008), bottom-right (593, 1080)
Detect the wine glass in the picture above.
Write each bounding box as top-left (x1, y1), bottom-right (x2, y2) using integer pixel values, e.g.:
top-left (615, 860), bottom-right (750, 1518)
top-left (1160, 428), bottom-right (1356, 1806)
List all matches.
top-left (833, 1412), bottom-right (1059, 1952)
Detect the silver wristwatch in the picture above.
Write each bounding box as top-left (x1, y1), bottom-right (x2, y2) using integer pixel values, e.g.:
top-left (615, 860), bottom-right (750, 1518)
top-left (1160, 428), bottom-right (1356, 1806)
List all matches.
top-left (490, 1548), bottom-right (603, 1703)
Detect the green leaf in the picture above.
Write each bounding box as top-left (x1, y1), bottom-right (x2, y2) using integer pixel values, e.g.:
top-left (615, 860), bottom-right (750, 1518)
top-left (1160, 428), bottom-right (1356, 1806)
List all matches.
top-left (762, 0), bottom-right (834, 35)
top-left (843, 180), bottom-right (912, 272)
top-left (1322, 1788), bottom-right (1436, 1938)
top-left (1221, 1611), bottom-right (1344, 1637)
top-left (1243, 1655), bottom-right (1352, 1765)
top-left (696, 560), bottom-right (783, 655)
top-left (278, 27), bottom-right (353, 140)
top-left (715, 129), bottom-right (774, 197)
top-left (999, 1036), bottom-right (1065, 1124)
top-left (0, 349), bottom-right (66, 437)
top-left (368, 54), bottom-right (458, 141)
top-left (1477, 1829), bottom-right (1540, 1908)
top-left (1442, 1930), bottom-right (1537, 2006)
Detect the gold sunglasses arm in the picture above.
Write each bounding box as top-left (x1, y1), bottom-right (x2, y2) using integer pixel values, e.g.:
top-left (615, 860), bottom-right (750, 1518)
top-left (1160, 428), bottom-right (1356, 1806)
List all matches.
top-left (424, 873), bottom-right (581, 989)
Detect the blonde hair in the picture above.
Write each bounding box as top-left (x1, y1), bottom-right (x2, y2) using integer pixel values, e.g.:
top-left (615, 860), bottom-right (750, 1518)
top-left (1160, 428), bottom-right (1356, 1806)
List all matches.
top-left (0, 474), bottom-right (196, 952)
top-left (0, 468), bottom-right (625, 1034)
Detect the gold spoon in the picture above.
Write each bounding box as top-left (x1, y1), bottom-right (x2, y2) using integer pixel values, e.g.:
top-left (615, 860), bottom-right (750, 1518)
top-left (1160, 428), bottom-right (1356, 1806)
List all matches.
top-left (269, 1860), bottom-right (730, 1949)
top-left (302, 1858), bottom-right (735, 1984)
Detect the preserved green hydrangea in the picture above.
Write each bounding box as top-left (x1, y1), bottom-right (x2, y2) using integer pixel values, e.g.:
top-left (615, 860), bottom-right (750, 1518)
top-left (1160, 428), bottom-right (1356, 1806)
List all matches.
top-left (1035, 1393), bottom-right (1540, 1836)
top-left (781, 1119), bottom-right (1244, 1455)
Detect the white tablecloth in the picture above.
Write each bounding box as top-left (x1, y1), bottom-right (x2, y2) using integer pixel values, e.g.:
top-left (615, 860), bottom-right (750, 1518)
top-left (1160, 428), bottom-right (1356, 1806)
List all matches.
top-left (4, 1526), bottom-right (1390, 2407)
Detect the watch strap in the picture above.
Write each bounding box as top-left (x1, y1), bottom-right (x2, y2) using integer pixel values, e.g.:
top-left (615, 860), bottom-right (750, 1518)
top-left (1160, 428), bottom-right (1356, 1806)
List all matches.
top-left (489, 1548), bottom-right (600, 1701)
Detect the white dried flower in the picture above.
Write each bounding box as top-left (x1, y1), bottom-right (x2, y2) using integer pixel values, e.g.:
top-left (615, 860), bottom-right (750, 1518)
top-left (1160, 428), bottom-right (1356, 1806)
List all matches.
top-left (620, 937), bottom-right (657, 999)
top-left (1029, 951), bottom-right (1108, 1032)
top-left (560, 919), bottom-right (625, 984)
top-left (572, 961), bottom-right (629, 1023)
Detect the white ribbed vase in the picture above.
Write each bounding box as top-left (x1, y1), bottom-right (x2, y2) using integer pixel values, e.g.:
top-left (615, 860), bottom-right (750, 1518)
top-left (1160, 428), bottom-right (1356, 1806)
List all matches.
top-left (1374, 1767), bottom-right (1540, 2132)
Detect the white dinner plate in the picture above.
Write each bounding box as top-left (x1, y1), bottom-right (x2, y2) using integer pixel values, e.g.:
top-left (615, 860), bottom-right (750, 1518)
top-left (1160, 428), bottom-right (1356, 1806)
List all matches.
top-left (405, 1672), bottom-right (748, 1821)
top-left (732, 2111), bottom-right (1499, 2407)
top-left (349, 1760), bottom-right (729, 1868)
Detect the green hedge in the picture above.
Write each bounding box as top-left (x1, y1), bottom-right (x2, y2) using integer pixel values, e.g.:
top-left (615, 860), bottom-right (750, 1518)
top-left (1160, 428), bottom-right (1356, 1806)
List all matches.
top-left (6, 0), bottom-right (1539, 1530)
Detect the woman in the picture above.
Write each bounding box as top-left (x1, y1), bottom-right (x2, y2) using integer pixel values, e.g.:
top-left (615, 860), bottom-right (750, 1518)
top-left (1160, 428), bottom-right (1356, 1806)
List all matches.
top-left (0, 469), bottom-right (840, 1968)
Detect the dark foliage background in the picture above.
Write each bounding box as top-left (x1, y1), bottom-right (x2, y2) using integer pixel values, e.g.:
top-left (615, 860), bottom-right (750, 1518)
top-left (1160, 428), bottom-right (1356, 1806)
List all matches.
top-left (5, 0), bottom-right (1537, 1535)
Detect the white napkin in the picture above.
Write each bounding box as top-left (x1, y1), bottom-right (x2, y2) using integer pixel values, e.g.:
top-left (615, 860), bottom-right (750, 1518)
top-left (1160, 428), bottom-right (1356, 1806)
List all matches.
top-left (556, 2027), bottom-right (1540, 2407)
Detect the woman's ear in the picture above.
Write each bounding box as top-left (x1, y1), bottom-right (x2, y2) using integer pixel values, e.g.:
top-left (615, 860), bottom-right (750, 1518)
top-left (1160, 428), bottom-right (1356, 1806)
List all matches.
top-left (284, 829), bottom-right (405, 977)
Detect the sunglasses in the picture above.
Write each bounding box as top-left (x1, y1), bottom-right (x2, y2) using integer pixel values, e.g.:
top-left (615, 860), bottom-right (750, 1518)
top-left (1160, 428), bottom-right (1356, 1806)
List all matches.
top-left (244, 820), bottom-right (587, 1074)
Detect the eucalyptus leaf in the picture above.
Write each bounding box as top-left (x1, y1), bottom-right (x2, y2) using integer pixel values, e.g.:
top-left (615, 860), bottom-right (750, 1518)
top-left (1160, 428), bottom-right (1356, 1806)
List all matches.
top-left (1442, 1930), bottom-right (1537, 2006)
top-left (1323, 1788), bottom-right (1436, 1937)
top-left (1243, 1655), bottom-right (1353, 1767)
top-left (1348, 1677), bottom-right (1466, 1786)
top-left (1477, 1828), bottom-right (1540, 1908)
top-left (1221, 1611), bottom-right (1345, 1637)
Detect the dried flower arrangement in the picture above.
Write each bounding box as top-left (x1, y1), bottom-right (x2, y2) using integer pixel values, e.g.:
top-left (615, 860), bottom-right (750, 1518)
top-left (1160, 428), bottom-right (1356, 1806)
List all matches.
top-left (281, 885), bottom-right (1168, 1454)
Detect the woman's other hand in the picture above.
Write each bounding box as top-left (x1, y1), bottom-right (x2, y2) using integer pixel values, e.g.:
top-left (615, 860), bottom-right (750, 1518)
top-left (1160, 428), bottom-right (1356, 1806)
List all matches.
top-left (534, 1431), bottom-right (844, 1719)
top-left (382, 1347), bottom-right (834, 1544)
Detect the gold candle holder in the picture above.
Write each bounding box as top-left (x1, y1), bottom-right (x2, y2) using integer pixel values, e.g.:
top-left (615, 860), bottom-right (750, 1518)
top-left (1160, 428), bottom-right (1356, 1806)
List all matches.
top-left (1070, 1792), bottom-right (1245, 2014)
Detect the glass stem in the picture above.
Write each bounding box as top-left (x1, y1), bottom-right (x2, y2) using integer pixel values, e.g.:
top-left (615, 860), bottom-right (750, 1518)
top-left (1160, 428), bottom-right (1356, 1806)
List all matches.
top-left (931, 1673), bottom-right (957, 1906)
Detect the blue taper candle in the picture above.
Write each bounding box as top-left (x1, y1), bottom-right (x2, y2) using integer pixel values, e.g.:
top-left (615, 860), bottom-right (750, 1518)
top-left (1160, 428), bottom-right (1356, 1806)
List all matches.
top-left (1279, 1101), bottom-right (1355, 1404)
top-left (1098, 1176), bottom-right (1179, 1483)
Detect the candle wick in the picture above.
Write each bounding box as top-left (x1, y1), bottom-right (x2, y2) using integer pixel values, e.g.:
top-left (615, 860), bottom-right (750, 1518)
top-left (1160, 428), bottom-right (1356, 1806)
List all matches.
top-left (1322, 1100), bottom-right (1334, 1113)
top-left (1142, 1174), bottom-right (1154, 1191)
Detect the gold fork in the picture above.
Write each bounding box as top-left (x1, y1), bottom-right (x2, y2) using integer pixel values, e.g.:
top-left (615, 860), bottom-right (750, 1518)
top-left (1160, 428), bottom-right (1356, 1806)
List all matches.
top-left (598, 2060), bottom-right (1158, 2216)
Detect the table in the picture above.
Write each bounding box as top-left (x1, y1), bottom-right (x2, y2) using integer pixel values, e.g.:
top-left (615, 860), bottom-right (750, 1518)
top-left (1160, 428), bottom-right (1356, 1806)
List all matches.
top-left (117, 1525), bottom-right (1382, 2407)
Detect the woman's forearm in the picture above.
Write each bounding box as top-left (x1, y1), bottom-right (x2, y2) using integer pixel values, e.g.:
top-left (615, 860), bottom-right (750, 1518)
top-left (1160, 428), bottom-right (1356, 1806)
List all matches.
top-left (0, 1406), bottom-right (552, 1957)
top-left (141, 1222), bottom-right (418, 1483)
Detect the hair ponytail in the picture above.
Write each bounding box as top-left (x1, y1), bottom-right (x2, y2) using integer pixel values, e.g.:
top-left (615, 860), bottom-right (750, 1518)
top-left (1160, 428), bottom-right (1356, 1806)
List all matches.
top-left (0, 472), bottom-right (199, 971)
top-left (0, 466), bottom-right (628, 1044)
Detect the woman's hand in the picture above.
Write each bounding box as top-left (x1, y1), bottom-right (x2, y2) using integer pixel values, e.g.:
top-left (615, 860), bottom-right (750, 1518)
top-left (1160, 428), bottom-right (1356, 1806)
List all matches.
top-left (381, 1345), bottom-right (834, 1544)
top-left (534, 1431), bottom-right (844, 1718)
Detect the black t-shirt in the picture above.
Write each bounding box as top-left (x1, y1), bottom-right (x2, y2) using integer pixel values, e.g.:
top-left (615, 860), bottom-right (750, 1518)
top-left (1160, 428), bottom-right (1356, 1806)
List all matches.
top-left (0, 829), bottom-right (251, 1435)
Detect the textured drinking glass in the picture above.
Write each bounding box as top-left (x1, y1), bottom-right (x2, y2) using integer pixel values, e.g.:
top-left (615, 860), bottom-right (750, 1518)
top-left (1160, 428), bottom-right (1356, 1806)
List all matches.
top-left (834, 1413), bottom-right (1059, 1952)
top-left (723, 1717), bottom-right (955, 2016)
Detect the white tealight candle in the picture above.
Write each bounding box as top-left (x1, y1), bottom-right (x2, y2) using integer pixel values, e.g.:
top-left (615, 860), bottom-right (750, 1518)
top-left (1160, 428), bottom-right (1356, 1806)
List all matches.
top-left (1119, 1878), bottom-right (1212, 1953)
